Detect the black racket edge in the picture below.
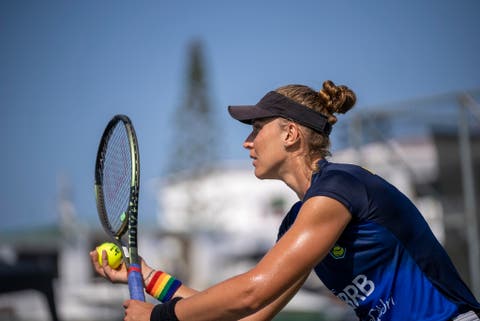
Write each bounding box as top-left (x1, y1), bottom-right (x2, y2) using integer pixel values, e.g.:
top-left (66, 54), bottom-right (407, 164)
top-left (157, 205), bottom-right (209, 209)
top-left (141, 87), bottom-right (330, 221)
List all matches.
top-left (124, 116), bottom-right (141, 265)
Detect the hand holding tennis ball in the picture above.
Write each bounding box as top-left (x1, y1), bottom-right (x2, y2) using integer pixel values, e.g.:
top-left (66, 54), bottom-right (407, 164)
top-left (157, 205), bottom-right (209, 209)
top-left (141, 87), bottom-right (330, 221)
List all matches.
top-left (97, 242), bottom-right (123, 269)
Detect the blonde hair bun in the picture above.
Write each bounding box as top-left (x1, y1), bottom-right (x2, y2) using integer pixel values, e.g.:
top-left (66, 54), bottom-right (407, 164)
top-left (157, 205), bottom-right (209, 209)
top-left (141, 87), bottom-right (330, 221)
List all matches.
top-left (319, 80), bottom-right (356, 114)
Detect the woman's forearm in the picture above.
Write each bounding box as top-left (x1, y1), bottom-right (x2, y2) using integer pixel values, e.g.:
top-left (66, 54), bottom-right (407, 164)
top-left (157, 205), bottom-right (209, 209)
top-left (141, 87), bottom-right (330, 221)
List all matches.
top-left (173, 265), bottom-right (305, 321)
top-left (142, 266), bottom-right (199, 301)
top-left (239, 272), bottom-right (309, 321)
top-left (175, 284), bottom-right (199, 299)
top-left (174, 272), bottom-right (262, 321)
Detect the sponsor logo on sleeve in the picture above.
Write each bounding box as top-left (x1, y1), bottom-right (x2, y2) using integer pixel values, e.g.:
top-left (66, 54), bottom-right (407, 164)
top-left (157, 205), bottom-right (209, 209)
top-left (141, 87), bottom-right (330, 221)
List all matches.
top-left (329, 244), bottom-right (346, 259)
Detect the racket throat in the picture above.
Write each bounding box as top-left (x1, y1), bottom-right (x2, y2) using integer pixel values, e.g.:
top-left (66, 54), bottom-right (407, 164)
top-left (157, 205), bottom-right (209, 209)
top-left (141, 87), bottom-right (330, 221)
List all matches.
top-left (122, 246), bottom-right (130, 258)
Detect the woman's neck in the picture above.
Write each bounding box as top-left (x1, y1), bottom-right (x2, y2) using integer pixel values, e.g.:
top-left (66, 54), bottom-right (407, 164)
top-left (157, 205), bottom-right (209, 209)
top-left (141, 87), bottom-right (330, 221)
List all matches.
top-left (280, 156), bottom-right (318, 200)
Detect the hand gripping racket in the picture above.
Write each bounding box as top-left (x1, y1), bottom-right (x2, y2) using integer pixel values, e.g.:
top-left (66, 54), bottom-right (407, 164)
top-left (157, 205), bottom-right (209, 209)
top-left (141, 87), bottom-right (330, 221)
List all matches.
top-left (94, 114), bottom-right (145, 301)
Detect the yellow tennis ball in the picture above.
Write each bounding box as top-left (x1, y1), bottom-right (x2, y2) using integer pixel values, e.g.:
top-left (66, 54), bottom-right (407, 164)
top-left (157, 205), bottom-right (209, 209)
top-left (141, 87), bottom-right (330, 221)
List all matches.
top-left (97, 242), bottom-right (123, 269)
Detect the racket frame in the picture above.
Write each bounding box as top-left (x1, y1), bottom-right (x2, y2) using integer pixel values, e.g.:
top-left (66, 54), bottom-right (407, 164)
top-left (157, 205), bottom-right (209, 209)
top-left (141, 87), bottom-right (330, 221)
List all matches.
top-left (94, 114), bottom-right (145, 301)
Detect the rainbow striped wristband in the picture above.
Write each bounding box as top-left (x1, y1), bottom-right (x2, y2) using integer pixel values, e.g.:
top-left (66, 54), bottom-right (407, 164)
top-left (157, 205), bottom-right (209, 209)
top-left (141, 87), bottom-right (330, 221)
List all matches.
top-left (146, 271), bottom-right (182, 303)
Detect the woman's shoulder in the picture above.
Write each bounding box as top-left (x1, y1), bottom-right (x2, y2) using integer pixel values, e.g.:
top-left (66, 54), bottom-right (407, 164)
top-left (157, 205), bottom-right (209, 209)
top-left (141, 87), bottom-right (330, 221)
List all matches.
top-left (306, 160), bottom-right (378, 218)
top-left (319, 160), bottom-right (374, 177)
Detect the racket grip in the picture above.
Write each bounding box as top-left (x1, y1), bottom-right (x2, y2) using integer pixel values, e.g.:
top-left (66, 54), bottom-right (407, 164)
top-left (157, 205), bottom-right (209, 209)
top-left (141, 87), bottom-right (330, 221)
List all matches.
top-left (128, 264), bottom-right (146, 301)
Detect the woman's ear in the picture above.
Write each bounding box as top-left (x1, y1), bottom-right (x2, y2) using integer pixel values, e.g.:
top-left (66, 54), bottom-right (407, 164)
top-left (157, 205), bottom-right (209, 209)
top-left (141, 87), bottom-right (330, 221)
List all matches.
top-left (283, 122), bottom-right (301, 148)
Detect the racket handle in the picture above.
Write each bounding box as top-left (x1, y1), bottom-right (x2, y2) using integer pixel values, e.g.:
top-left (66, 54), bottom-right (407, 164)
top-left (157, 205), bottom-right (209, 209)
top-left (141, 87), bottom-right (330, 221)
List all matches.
top-left (128, 264), bottom-right (146, 301)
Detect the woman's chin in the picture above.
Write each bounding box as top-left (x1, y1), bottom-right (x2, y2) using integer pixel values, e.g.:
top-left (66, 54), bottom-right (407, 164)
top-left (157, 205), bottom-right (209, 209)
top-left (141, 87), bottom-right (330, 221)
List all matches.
top-left (253, 168), bottom-right (265, 179)
top-left (254, 168), bottom-right (275, 180)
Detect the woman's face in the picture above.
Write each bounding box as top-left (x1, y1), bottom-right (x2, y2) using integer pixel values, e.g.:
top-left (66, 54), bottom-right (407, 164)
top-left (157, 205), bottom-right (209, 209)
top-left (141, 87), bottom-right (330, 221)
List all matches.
top-left (243, 118), bottom-right (288, 180)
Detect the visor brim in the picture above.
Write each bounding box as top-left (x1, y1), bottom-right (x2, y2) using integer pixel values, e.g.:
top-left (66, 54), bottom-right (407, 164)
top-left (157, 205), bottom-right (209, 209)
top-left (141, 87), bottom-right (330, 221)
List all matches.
top-left (227, 105), bottom-right (276, 124)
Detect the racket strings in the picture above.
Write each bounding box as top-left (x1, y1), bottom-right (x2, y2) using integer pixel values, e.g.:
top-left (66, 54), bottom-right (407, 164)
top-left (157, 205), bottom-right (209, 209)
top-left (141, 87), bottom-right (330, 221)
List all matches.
top-left (103, 123), bottom-right (132, 233)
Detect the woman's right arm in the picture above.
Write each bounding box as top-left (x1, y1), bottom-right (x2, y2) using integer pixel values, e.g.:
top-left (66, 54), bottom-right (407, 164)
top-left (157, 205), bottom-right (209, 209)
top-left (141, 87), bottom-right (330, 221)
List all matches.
top-left (89, 246), bottom-right (306, 318)
top-left (239, 271), bottom-right (309, 321)
top-left (89, 249), bottom-right (199, 299)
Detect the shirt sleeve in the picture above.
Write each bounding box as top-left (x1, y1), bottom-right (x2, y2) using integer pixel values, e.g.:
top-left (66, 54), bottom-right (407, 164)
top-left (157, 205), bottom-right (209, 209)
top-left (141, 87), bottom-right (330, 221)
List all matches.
top-left (304, 170), bottom-right (369, 219)
top-left (276, 201), bottom-right (302, 241)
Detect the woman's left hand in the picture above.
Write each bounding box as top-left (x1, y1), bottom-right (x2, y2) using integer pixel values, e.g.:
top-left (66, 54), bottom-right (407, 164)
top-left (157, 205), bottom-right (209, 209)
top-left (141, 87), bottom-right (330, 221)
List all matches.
top-left (123, 300), bottom-right (154, 321)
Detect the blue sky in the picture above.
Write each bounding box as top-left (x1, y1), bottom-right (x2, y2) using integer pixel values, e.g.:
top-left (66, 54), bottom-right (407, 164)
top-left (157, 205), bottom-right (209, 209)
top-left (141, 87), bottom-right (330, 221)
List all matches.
top-left (1, 0), bottom-right (479, 230)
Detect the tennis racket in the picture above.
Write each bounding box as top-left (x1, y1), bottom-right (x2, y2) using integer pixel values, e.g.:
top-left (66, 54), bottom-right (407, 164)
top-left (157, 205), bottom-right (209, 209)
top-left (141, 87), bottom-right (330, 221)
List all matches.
top-left (94, 114), bottom-right (145, 301)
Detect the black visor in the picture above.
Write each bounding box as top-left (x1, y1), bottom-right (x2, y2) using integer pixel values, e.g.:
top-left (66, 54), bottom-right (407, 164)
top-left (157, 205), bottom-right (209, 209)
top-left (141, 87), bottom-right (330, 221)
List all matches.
top-left (228, 91), bottom-right (331, 135)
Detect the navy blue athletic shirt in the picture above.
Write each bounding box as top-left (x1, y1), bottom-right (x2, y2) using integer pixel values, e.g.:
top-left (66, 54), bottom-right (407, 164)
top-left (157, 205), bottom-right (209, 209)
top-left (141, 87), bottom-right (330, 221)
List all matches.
top-left (277, 160), bottom-right (480, 320)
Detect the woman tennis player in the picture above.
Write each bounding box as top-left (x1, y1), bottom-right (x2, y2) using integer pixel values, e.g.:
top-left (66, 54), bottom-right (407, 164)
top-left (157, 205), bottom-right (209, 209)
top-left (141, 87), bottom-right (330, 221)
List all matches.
top-left (91, 80), bottom-right (480, 321)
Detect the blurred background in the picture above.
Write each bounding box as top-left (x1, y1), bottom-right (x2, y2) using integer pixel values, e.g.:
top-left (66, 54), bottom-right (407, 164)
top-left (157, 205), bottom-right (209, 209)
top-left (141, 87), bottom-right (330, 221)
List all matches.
top-left (1, 0), bottom-right (479, 320)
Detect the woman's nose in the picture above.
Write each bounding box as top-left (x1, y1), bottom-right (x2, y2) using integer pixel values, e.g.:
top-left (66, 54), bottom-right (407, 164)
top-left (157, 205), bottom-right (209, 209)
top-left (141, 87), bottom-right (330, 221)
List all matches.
top-left (243, 133), bottom-right (254, 149)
